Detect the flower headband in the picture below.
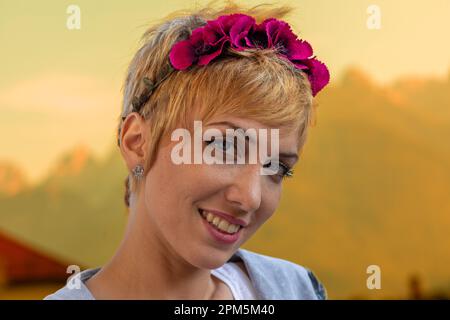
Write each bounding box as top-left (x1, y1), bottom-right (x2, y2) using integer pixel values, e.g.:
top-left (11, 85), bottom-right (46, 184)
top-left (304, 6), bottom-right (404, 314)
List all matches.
top-left (169, 14), bottom-right (330, 96)
top-left (120, 14), bottom-right (330, 145)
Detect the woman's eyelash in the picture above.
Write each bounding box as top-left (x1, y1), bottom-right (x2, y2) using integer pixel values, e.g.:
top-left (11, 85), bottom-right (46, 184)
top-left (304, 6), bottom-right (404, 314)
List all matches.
top-left (262, 161), bottom-right (294, 179)
top-left (280, 162), bottom-right (294, 178)
top-left (273, 162), bottom-right (294, 179)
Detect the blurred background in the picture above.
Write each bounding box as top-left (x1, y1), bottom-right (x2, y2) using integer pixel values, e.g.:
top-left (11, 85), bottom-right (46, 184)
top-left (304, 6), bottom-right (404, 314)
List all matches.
top-left (0, 0), bottom-right (449, 299)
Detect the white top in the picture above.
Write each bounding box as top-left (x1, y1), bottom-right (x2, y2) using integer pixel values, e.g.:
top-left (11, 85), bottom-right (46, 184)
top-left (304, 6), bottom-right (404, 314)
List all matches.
top-left (211, 262), bottom-right (258, 300)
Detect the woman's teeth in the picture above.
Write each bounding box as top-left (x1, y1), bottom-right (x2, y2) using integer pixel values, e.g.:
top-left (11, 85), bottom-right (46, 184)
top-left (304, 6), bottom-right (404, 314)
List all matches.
top-left (200, 210), bottom-right (241, 234)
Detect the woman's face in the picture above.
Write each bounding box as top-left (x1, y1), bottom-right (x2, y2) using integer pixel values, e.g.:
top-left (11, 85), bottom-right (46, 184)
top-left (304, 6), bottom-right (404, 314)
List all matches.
top-left (140, 113), bottom-right (300, 269)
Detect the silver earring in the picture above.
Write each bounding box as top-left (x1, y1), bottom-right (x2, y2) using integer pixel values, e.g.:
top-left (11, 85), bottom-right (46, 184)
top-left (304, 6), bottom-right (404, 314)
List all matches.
top-left (132, 164), bottom-right (144, 180)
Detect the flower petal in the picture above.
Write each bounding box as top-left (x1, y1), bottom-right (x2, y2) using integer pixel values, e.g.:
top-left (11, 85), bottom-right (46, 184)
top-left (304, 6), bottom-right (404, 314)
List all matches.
top-left (218, 14), bottom-right (252, 33)
top-left (306, 58), bottom-right (330, 96)
top-left (203, 21), bottom-right (227, 46)
top-left (169, 40), bottom-right (196, 70)
top-left (272, 20), bottom-right (295, 45)
top-left (230, 15), bottom-right (255, 49)
top-left (251, 18), bottom-right (277, 48)
top-left (244, 36), bottom-right (254, 47)
top-left (287, 39), bottom-right (313, 60)
top-left (292, 62), bottom-right (309, 70)
top-left (264, 19), bottom-right (280, 48)
top-left (190, 28), bottom-right (206, 46)
top-left (198, 39), bottom-right (228, 66)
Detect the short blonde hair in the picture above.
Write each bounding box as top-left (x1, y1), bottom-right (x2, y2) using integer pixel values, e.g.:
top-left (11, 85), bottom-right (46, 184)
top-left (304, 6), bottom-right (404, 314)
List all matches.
top-left (119, 0), bottom-right (316, 208)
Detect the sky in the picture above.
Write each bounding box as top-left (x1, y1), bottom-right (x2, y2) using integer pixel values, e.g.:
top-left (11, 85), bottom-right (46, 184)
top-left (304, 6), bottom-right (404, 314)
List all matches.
top-left (1, 0), bottom-right (449, 184)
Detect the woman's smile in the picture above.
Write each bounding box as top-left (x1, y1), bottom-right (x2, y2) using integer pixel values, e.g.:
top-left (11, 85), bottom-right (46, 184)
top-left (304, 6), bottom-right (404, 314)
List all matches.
top-left (198, 208), bottom-right (245, 244)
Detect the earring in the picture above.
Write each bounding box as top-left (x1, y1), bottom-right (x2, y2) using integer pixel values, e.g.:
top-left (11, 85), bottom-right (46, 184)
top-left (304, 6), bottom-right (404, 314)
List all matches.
top-left (132, 164), bottom-right (145, 180)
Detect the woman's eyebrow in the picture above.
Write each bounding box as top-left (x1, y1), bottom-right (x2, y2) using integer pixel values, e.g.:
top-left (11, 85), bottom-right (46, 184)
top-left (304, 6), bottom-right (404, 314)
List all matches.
top-left (206, 120), bottom-right (246, 131)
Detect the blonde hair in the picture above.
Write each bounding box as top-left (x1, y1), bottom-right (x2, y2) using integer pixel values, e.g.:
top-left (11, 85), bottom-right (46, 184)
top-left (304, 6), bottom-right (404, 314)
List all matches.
top-left (119, 0), bottom-right (317, 208)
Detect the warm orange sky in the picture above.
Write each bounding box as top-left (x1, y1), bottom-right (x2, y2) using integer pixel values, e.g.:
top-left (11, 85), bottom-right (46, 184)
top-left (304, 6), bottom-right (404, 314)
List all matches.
top-left (1, 0), bottom-right (449, 183)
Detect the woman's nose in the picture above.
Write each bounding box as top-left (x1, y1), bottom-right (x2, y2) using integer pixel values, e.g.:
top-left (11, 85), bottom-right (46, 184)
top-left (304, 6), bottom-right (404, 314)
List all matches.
top-left (224, 164), bottom-right (262, 213)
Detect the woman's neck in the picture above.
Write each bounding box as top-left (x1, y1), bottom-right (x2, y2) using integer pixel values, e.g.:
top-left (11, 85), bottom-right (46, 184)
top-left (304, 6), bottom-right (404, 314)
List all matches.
top-left (85, 199), bottom-right (222, 299)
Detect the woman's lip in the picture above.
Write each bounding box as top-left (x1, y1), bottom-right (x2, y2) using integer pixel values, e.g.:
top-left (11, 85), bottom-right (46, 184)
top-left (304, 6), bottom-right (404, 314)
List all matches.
top-left (199, 210), bottom-right (242, 244)
top-left (198, 208), bottom-right (248, 227)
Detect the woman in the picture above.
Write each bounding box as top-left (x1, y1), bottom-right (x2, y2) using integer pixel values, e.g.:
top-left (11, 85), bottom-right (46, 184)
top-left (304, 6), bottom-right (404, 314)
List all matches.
top-left (45, 1), bottom-right (330, 300)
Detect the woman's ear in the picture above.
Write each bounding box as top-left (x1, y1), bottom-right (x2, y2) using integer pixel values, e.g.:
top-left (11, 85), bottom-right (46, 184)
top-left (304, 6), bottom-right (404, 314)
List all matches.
top-left (119, 112), bottom-right (148, 171)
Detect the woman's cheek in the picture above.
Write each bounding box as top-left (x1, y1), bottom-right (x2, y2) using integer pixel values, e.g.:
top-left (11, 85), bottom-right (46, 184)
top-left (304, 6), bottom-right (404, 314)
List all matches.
top-left (260, 184), bottom-right (282, 221)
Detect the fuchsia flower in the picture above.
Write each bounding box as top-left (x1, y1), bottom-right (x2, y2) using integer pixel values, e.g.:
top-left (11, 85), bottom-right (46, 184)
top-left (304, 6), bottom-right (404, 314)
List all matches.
top-left (169, 14), bottom-right (330, 96)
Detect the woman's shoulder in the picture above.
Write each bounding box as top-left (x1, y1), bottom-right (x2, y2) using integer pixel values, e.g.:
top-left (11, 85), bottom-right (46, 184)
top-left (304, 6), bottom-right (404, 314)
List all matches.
top-left (231, 248), bottom-right (327, 300)
top-left (43, 268), bottom-right (100, 300)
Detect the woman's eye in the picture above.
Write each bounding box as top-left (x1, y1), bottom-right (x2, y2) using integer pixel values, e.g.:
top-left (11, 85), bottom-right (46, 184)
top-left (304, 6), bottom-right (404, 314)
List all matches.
top-left (263, 161), bottom-right (294, 181)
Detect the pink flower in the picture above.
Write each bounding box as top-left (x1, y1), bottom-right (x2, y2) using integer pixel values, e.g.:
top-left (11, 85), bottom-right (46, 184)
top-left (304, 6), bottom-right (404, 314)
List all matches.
top-left (168, 26), bottom-right (224, 70)
top-left (169, 14), bottom-right (255, 70)
top-left (295, 58), bottom-right (330, 97)
top-left (253, 18), bottom-right (312, 59)
top-left (226, 14), bottom-right (256, 50)
top-left (169, 14), bottom-right (330, 96)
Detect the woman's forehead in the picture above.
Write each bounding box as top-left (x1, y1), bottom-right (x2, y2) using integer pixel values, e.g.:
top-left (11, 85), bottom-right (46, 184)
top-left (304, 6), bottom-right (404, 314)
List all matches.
top-left (203, 113), bottom-right (301, 140)
top-left (184, 107), bottom-right (299, 132)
